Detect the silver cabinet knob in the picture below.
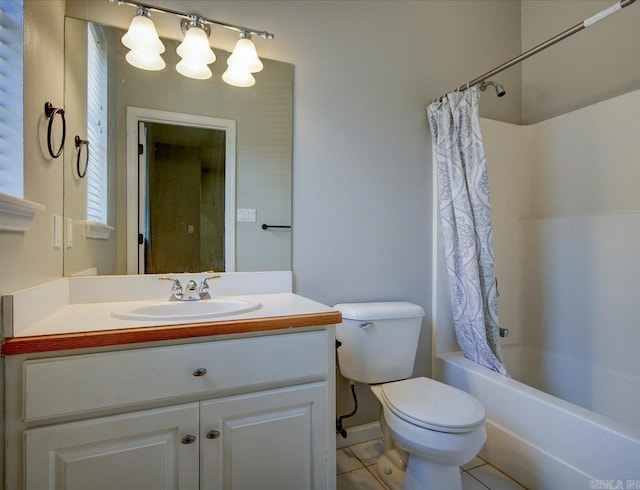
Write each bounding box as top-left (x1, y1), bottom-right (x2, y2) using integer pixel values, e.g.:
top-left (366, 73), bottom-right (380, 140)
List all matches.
top-left (206, 429), bottom-right (221, 439)
top-left (181, 434), bottom-right (197, 444)
top-left (192, 368), bottom-right (207, 377)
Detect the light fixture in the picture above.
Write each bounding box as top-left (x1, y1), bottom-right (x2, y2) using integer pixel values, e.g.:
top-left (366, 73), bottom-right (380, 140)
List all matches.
top-left (222, 65), bottom-right (256, 88)
top-left (227, 32), bottom-right (263, 73)
top-left (114, 0), bottom-right (275, 86)
top-left (222, 31), bottom-right (263, 87)
top-left (121, 6), bottom-right (166, 71)
top-left (176, 16), bottom-right (216, 80)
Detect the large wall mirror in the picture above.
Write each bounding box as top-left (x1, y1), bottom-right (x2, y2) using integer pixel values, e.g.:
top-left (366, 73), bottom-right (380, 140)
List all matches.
top-left (63, 17), bottom-right (292, 276)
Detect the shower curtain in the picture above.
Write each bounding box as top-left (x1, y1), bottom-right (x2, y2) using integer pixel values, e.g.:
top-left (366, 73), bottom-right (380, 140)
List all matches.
top-left (427, 87), bottom-right (507, 375)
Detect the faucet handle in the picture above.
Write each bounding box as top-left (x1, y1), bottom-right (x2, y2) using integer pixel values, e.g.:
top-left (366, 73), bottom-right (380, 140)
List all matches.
top-left (159, 276), bottom-right (182, 287)
top-left (199, 274), bottom-right (221, 299)
top-left (159, 276), bottom-right (183, 300)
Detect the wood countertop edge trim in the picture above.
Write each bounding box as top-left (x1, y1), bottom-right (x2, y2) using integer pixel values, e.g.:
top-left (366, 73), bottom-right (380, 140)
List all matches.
top-left (1, 311), bottom-right (342, 356)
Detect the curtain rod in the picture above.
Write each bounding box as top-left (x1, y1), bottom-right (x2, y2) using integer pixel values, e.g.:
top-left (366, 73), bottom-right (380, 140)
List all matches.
top-left (430, 0), bottom-right (637, 104)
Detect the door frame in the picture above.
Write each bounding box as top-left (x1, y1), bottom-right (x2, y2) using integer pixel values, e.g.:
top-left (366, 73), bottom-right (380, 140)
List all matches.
top-left (126, 107), bottom-right (236, 274)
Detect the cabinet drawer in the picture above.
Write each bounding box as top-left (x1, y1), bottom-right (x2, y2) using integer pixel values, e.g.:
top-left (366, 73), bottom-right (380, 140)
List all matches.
top-left (23, 330), bottom-right (329, 421)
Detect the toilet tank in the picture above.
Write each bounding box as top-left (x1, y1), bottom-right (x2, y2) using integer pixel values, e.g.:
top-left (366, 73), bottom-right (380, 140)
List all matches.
top-left (334, 302), bottom-right (425, 384)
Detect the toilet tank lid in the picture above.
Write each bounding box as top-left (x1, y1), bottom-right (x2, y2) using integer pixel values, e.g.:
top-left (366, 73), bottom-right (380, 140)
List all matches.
top-left (334, 301), bottom-right (425, 321)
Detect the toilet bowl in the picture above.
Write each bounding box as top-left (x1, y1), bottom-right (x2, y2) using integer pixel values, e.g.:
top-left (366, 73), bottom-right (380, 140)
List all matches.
top-left (334, 302), bottom-right (487, 490)
top-left (371, 378), bottom-right (486, 490)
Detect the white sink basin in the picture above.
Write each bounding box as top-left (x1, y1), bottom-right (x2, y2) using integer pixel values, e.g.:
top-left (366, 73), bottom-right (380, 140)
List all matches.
top-left (111, 297), bottom-right (262, 321)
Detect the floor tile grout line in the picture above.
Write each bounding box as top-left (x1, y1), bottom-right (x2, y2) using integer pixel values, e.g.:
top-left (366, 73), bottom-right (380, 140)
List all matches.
top-left (465, 471), bottom-right (492, 489)
top-left (364, 464), bottom-right (390, 490)
top-left (468, 463), bottom-right (527, 489)
top-left (336, 446), bottom-right (365, 475)
top-left (462, 462), bottom-right (488, 473)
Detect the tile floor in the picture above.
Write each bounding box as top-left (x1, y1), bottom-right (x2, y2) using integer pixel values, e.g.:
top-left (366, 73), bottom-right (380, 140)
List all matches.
top-left (337, 438), bottom-right (526, 490)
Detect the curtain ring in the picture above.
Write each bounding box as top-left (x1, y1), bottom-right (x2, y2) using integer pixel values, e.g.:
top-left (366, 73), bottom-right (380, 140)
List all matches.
top-left (75, 135), bottom-right (90, 179)
top-left (44, 102), bottom-right (66, 159)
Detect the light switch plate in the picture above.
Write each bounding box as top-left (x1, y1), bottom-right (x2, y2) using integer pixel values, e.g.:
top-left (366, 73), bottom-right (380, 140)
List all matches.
top-left (53, 215), bottom-right (62, 249)
top-left (237, 208), bottom-right (257, 222)
top-left (65, 218), bottom-right (73, 248)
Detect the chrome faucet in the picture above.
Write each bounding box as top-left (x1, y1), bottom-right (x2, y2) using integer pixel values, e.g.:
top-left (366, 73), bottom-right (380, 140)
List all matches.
top-left (181, 280), bottom-right (201, 301)
top-left (159, 277), bottom-right (183, 301)
top-left (159, 273), bottom-right (221, 301)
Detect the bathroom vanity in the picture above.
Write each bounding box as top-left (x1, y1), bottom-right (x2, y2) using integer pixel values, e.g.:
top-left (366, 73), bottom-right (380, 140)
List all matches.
top-left (1, 272), bottom-right (340, 490)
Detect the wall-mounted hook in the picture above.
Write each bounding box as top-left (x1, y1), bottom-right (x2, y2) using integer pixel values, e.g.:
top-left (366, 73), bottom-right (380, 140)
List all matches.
top-left (74, 135), bottom-right (90, 179)
top-left (44, 102), bottom-right (66, 159)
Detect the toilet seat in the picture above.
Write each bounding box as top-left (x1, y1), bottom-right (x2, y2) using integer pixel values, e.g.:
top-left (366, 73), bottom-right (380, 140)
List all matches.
top-left (380, 377), bottom-right (485, 434)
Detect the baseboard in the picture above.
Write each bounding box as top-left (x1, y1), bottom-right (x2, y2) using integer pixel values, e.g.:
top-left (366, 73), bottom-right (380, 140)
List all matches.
top-left (336, 421), bottom-right (382, 449)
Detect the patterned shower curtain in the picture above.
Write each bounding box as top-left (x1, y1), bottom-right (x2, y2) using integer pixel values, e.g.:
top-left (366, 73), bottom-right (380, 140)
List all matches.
top-left (427, 87), bottom-right (507, 375)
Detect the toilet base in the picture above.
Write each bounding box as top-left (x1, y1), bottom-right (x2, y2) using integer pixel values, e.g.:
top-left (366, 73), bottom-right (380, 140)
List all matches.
top-left (403, 456), bottom-right (462, 490)
top-left (376, 451), bottom-right (463, 490)
top-left (376, 452), bottom-right (405, 490)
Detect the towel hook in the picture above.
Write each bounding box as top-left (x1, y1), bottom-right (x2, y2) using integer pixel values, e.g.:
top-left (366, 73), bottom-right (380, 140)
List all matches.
top-left (44, 102), bottom-right (66, 159)
top-left (74, 135), bottom-right (90, 179)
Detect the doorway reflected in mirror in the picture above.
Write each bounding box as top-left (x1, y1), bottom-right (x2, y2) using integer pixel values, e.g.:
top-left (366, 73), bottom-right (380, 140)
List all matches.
top-left (141, 123), bottom-right (226, 274)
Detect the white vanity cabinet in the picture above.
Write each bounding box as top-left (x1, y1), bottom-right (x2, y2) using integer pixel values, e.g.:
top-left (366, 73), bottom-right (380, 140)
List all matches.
top-left (200, 383), bottom-right (328, 490)
top-left (6, 328), bottom-right (336, 490)
top-left (25, 403), bottom-right (201, 490)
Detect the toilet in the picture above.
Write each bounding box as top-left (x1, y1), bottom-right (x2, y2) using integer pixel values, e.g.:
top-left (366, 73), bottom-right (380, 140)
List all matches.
top-left (335, 301), bottom-right (486, 490)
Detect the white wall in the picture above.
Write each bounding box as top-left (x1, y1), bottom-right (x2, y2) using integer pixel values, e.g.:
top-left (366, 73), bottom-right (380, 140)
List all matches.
top-left (522, 0), bottom-right (640, 124)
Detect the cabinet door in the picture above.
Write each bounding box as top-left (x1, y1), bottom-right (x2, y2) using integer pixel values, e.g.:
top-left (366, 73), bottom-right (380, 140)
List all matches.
top-left (200, 382), bottom-right (329, 490)
top-left (25, 403), bottom-right (199, 490)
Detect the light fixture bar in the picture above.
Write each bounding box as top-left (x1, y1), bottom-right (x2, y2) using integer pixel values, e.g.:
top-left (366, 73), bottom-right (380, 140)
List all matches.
top-left (111, 0), bottom-right (275, 40)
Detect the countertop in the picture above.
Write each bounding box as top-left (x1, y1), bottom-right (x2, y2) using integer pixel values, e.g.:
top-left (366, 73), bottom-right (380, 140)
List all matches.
top-left (2, 293), bottom-right (341, 355)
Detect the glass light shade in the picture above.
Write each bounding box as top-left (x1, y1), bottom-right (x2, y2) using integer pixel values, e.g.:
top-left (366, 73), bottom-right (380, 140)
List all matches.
top-left (125, 49), bottom-right (166, 71)
top-left (222, 65), bottom-right (255, 87)
top-left (227, 38), bottom-right (263, 73)
top-left (121, 14), bottom-right (165, 54)
top-left (176, 58), bottom-right (212, 80)
top-left (177, 27), bottom-right (215, 64)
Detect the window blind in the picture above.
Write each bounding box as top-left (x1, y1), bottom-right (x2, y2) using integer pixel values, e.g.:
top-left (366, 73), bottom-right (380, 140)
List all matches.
top-left (0, 0), bottom-right (24, 198)
top-left (86, 23), bottom-right (108, 224)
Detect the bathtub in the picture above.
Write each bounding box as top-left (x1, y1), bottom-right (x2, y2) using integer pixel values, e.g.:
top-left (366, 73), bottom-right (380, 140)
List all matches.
top-left (437, 347), bottom-right (640, 489)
